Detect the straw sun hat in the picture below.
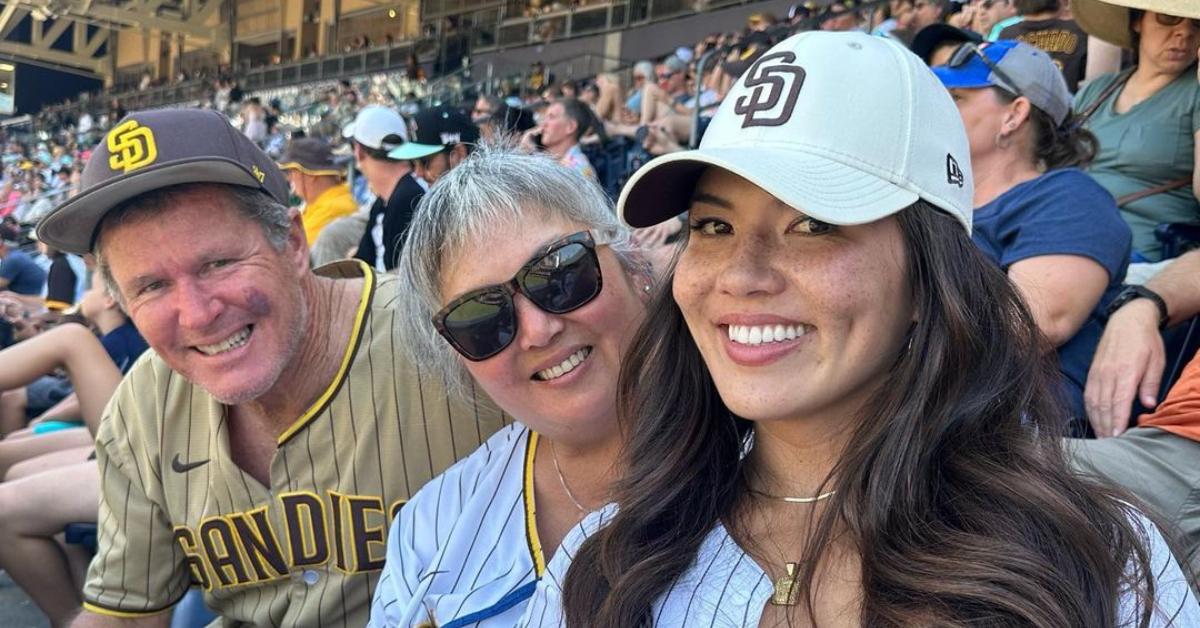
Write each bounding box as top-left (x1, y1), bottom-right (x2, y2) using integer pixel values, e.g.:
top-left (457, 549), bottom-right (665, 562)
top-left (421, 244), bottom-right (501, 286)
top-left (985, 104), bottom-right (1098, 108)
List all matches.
top-left (1073, 0), bottom-right (1200, 49)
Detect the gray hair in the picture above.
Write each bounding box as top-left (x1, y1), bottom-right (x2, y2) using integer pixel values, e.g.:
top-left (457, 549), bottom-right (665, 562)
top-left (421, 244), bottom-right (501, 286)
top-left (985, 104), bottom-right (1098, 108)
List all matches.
top-left (632, 60), bottom-right (655, 80)
top-left (94, 183), bottom-right (292, 305)
top-left (395, 142), bottom-right (637, 397)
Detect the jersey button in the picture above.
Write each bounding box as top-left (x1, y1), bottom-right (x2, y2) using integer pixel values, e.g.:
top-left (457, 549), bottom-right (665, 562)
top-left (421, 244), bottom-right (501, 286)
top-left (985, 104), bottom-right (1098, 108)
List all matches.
top-left (302, 569), bottom-right (320, 585)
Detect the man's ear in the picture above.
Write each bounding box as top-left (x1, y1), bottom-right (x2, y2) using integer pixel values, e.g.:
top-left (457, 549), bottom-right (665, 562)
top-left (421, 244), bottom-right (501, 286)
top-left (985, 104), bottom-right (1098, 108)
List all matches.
top-left (285, 207), bottom-right (310, 270)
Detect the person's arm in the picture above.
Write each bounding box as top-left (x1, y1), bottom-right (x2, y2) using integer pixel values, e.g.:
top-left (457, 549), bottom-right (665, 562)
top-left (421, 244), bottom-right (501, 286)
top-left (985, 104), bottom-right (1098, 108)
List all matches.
top-left (1085, 250), bottom-right (1200, 437)
top-left (1193, 130), bottom-right (1200, 203)
top-left (1007, 255), bottom-right (1111, 347)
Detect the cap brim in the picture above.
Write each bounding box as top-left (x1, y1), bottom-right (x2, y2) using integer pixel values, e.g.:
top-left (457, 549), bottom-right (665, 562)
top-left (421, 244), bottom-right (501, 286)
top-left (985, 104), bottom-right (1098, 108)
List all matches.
top-left (278, 161), bottom-right (343, 177)
top-left (932, 65), bottom-right (994, 90)
top-left (619, 147), bottom-right (917, 229)
top-left (341, 123), bottom-right (356, 139)
top-left (37, 159), bottom-right (268, 254)
top-left (388, 142), bottom-right (444, 160)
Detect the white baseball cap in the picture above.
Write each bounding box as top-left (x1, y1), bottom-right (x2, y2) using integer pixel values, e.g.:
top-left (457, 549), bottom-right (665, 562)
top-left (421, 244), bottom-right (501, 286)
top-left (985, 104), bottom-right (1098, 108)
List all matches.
top-left (342, 104), bottom-right (409, 150)
top-left (619, 31), bottom-right (973, 234)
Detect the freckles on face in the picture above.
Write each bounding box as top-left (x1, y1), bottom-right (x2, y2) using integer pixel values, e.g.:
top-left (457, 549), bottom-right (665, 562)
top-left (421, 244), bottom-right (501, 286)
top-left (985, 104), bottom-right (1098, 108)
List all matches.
top-left (673, 169), bottom-right (913, 425)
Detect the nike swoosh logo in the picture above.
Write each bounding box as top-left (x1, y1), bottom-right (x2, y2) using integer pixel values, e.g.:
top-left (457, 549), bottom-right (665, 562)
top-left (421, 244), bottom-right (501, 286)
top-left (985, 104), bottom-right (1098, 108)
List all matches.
top-left (171, 453), bottom-right (210, 473)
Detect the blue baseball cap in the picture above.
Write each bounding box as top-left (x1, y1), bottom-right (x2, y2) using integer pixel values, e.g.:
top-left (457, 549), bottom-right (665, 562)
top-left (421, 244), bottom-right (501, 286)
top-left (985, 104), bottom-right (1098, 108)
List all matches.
top-left (933, 40), bottom-right (1072, 126)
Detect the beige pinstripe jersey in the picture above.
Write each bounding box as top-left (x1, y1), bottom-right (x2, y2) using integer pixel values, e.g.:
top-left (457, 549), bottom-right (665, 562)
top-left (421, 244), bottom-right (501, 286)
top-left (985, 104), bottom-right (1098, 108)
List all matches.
top-left (83, 260), bottom-right (507, 626)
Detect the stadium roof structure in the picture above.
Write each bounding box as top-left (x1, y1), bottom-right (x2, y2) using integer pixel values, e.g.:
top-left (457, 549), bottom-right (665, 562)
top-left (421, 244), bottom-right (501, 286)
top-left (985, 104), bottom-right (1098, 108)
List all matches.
top-left (0, 0), bottom-right (225, 75)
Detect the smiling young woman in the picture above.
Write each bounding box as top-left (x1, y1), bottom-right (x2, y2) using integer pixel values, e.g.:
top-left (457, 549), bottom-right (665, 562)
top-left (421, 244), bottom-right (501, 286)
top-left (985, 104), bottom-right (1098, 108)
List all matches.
top-left (519, 31), bottom-right (1198, 628)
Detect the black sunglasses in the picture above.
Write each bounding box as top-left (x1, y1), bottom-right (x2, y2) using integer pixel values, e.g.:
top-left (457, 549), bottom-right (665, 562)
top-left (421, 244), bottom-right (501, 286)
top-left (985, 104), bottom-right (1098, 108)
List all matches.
top-left (432, 231), bottom-right (608, 361)
top-left (947, 42), bottom-right (1024, 97)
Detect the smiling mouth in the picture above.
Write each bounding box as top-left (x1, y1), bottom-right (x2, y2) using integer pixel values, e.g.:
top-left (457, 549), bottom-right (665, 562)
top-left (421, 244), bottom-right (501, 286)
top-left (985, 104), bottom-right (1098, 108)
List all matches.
top-left (726, 323), bottom-right (810, 346)
top-left (194, 325), bottom-right (253, 356)
top-left (533, 346), bottom-right (592, 381)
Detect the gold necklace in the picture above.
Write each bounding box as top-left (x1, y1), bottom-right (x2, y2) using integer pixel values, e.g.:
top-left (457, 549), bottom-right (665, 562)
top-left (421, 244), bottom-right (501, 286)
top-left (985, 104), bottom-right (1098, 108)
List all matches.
top-left (549, 440), bottom-right (587, 513)
top-left (747, 488), bottom-right (836, 606)
top-left (771, 562), bottom-right (801, 606)
top-left (748, 488), bottom-right (837, 504)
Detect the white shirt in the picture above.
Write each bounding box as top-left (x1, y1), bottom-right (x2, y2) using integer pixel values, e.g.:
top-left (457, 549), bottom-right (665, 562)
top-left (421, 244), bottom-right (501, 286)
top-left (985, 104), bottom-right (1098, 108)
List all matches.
top-left (370, 424), bottom-right (546, 627)
top-left (521, 506), bottom-right (1200, 627)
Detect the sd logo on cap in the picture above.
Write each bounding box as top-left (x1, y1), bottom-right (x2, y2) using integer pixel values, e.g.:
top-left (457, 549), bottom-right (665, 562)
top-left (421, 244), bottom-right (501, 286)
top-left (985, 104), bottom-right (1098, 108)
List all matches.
top-left (36, 108), bottom-right (292, 254)
top-left (107, 120), bottom-right (158, 174)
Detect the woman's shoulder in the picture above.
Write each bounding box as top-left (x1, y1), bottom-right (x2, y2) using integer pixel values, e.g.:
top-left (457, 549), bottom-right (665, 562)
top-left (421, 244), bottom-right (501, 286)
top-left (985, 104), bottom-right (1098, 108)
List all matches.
top-left (997, 169), bottom-right (1115, 211)
top-left (407, 422), bottom-right (530, 507)
top-left (1075, 71), bottom-right (1122, 107)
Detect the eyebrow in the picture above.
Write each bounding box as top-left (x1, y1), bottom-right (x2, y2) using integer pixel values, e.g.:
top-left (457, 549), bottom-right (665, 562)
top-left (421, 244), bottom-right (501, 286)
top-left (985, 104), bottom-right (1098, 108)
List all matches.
top-left (690, 191), bottom-right (734, 209)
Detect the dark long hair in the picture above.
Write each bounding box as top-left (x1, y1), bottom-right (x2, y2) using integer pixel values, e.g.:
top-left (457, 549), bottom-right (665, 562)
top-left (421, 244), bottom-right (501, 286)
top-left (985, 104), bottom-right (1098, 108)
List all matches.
top-left (562, 201), bottom-right (1161, 626)
top-left (994, 87), bottom-right (1098, 170)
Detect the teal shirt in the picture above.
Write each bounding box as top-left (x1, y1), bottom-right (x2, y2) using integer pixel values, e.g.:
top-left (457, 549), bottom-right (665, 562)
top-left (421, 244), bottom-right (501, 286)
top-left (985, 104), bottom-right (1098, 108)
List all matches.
top-left (1074, 70), bottom-right (1200, 261)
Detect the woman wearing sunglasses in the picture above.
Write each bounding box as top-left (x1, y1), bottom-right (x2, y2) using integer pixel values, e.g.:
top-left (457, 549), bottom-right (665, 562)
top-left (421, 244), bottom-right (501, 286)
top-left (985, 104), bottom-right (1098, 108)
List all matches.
top-left (367, 145), bottom-right (652, 627)
top-left (934, 40), bottom-right (1131, 435)
top-left (522, 31), bottom-right (1197, 627)
top-left (1072, 0), bottom-right (1200, 266)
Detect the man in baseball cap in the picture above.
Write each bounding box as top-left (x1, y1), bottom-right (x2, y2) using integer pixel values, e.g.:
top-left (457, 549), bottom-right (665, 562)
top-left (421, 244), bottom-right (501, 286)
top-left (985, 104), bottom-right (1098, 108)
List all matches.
top-left (343, 104), bottom-right (427, 270)
top-left (36, 108), bottom-right (503, 627)
top-left (389, 105), bottom-right (480, 184)
top-left (278, 137), bottom-right (357, 246)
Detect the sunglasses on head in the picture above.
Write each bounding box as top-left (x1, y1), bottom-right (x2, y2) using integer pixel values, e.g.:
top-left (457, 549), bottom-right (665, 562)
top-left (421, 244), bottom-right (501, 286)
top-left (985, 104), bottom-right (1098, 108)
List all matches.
top-left (946, 42), bottom-right (1024, 97)
top-left (1154, 12), bottom-right (1200, 29)
top-left (432, 230), bottom-right (609, 361)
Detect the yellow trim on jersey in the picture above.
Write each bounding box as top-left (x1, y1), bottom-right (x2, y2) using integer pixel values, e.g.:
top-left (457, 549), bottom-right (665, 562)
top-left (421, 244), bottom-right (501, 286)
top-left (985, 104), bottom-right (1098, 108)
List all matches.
top-left (44, 299), bottom-right (71, 311)
top-left (82, 601), bottom-right (175, 618)
top-left (278, 261), bottom-right (376, 444)
top-left (523, 431), bottom-right (547, 577)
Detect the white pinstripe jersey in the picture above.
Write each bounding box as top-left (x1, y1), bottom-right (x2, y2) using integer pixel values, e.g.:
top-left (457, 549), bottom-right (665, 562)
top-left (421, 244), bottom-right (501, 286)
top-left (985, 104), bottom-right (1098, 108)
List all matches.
top-left (369, 423), bottom-right (546, 628)
top-left (521, 508), bottom-right (1200, 627)
top-left (83, 260), bottom-right (508, 626)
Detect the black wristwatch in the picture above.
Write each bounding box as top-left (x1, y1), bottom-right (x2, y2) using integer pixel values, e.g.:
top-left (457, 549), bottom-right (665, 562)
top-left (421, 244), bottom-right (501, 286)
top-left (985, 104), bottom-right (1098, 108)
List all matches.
top-left (1105, 285), bottom-right (1169, 329)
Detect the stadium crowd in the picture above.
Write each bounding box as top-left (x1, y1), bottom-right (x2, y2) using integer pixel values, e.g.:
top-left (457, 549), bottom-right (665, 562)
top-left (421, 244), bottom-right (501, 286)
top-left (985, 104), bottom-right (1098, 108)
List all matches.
top-left (0, 0), bottom-right (1197, 625)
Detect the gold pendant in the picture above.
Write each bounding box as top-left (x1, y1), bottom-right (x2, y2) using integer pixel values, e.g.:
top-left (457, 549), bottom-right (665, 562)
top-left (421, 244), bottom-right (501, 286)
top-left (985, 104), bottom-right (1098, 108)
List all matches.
top-left (770, 562), bottom-right (799, 606)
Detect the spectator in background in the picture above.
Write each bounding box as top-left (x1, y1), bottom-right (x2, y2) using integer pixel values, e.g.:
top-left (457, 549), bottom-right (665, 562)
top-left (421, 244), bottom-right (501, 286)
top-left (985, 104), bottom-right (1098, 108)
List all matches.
top-left (391, 105), bottom-right (480, 185)
top-left (997, 0), bottom-right (1088, 90)
top-left (522, 98), bottom-right (597, 180)
top-left (278, 138), bottom-right (357, 248)
top-left (1072, 0), bottom-right (1200, 267)
top-left (910, 0), bottom-right (951, 32)
top-left (911, 23), bottom-right (985, 65)
top-left (821, 1), bottom-right (862, 31)
top-left (0, 238), bottom-right (46, 300)
top-left (37, 239), bottom-right (75, 313)
top-left (1079, 248), bottom-right (1200, 593)
top-left (936, 40), bottom-right (1128, 432)
top-left (625, 61), bottom-right (655, 115)
top-left (345, 105), bottom-right (426, 270)
top-left (974, 0), bottom-right (1018, 36)
top-left (241, 97), bottom-right (268, 145)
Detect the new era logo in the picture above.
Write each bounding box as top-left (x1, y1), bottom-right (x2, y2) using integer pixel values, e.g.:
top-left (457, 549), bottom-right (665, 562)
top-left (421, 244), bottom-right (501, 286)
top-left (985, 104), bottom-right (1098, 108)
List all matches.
top-left (945, 154), bottom-right (965, 188)
top-left (734, 52), bottom-right (806, 129)
top-left (108, 120), bottom-right (158, 174)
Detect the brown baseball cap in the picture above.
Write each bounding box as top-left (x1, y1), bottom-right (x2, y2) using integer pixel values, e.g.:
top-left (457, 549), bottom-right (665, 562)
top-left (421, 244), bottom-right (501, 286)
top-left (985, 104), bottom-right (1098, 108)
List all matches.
top-left (36, 108), bottom-right (291, 254)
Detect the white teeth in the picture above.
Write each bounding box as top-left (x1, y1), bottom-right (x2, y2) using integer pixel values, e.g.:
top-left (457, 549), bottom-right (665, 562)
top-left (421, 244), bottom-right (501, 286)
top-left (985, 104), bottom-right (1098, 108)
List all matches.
top-left (196, 327), bottom-right (252, 356)
top-left (726, 324), bottom-right (807, 346)
top-left (536, 347), bottom-right (591, 381)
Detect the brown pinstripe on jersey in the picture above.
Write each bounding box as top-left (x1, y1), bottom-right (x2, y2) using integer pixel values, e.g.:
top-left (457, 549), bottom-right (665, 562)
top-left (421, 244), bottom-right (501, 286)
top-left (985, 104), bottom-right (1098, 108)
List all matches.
top-left (83, 260), bottom-right (508, 626)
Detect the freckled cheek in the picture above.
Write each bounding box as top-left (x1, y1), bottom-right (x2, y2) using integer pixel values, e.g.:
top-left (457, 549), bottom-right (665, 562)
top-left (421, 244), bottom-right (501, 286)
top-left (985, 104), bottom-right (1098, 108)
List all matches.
top-left (671, 253), bottom-right (715, 317)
